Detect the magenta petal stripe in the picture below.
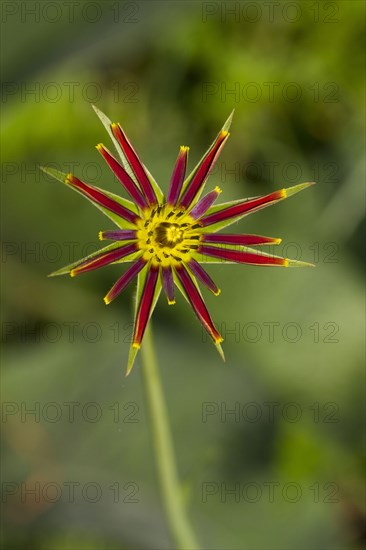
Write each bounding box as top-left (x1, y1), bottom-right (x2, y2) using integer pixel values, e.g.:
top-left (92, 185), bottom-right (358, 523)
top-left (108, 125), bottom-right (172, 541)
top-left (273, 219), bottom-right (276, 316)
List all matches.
top-left (179, 130), bottom-right (229, 208)
top-left (189, 186), bottom-right (222, 220)
top-left (187, 258), bottom-right (220, 296)
top-left (161, 266), bottom-right (175, 304)
top-left (132, 266), bottom-right (159, 348)
top-left (99, 230), bottom-right (137, 241)
top-left (71, 243), bottom-right (138, 276)
top-left (199, 245), bottom-right (288, 266)
top-left (167, 146), bottom-right (189, 205)
top-left (104, 257), bottom-right (146, 304)
top-left (111, 123), bottom-right (157, 206)
top-left (66, 174), bottom-right (138, 224)
top-left (97, 144), bottom-right (148, 209)
top-left (161, 266), bottom-right (175, 305)
top-left (175, 265), bottom-right (223, 343)
top-left (203, 234), bottom-right (281, 246)
top-left (201, 188), bottom-right (286, 227)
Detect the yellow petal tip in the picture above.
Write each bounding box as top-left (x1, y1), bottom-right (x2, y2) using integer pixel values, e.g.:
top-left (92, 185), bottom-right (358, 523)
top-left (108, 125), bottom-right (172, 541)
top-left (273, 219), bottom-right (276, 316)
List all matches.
top-left (214, 186), bottom-right (222, 194)
top-left (132, 342), bottom-right (140, 350)
top-left (98, 231), bottom-right (104, 241)
top-left (168, 300), bottom-right (176, 305)
top-left (214, 289), bottom-right (221, 296)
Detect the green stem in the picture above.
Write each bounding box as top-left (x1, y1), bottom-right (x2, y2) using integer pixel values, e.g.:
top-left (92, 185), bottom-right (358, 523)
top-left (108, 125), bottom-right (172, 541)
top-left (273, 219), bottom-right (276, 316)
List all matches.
top-left (141, 323), bottom-right (200, 549)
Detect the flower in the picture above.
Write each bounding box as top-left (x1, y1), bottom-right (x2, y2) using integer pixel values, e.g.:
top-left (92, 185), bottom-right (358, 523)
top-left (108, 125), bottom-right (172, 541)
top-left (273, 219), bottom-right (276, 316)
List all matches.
top-left (42, 106), bottom-right (314, 374)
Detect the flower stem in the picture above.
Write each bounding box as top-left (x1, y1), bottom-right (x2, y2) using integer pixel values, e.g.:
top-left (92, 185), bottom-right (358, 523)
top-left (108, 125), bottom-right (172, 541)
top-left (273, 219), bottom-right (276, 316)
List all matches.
top-left (141, 323), bottom-right (200, 549)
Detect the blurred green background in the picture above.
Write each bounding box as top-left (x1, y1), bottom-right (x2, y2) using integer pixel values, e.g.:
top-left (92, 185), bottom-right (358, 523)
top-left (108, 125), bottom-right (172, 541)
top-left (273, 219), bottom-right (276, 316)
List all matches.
top-left (1, 1), bottom-right (365, 549)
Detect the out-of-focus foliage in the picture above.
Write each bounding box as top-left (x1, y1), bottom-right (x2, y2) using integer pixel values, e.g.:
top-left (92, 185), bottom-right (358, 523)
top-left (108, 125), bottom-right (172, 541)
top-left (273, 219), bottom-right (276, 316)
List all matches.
top-left (1, 1), bottom-right (364, 549)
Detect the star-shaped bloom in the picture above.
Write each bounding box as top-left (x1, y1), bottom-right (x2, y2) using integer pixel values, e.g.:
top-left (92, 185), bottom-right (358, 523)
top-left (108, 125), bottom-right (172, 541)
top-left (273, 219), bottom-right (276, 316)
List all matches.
top-left (42, 107), bottom-right (314, 374)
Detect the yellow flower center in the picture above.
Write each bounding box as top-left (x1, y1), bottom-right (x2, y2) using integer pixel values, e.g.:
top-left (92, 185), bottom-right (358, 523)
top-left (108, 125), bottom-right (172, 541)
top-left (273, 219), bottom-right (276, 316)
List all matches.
top-left (136, 204), bottom-right (202, 267)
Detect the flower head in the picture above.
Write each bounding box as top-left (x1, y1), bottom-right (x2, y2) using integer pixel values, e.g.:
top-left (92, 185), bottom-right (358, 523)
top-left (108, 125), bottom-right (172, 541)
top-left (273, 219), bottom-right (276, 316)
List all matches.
top-left (42, 106), bottom-right (314, 374)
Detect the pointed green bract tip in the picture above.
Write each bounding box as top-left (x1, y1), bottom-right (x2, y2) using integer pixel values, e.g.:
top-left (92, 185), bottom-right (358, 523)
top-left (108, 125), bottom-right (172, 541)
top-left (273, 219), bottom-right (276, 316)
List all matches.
top-left (215, 341), bottom-right (225, 362)
top-left (47, 266), bottom-right (69, 277)
top-left (286, 259), bottom-right (316, 268)
top-left (40, 165), bottom-right (69, 185)
top-left (284, 182), bottom-right (316, 198)
top-left (222, 110), bottom-right (235, 133)
top-left (91, 104), bottom-right (100, 115)
top-left (126, 345), bottom-right (139, 376)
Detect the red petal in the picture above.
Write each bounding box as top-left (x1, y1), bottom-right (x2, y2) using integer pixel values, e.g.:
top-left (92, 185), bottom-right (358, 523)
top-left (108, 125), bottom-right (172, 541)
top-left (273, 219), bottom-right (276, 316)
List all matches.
top-left (187, 259), bottom-right (220, 295)
top-left (161, 266), bottom-right (175, 304)
top-left (104, 257), bottom-right (145, 304)
top-left (189, 187), bottom-right (222, 219)
top-left (97, 144), bottom-right (148, 209)
top-left (199, 245), bottom-right (288, 266)
top-left (111, 123), bottom-right (157, 205)
top-left (132, 266), bottom-right (159, 348)
top-left (167, 146), bottom-right (189, 205)
top-left (203, 234), bottom-right (281, 246)
top-left (201, 189), bottom-right (286, 227)
top-left (179, 131), bottom-right (229, 208)
top-left (99, 230), bottom-right (137, 241)
top-left (66, 174), bottom-right (138, 224)
top-left (71, 243), bottom-right (138, 276)
top-left (175, 265), bottom-right (222, 343)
